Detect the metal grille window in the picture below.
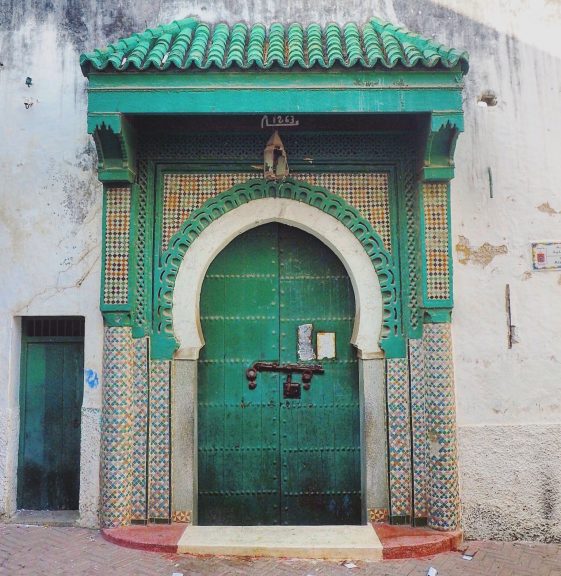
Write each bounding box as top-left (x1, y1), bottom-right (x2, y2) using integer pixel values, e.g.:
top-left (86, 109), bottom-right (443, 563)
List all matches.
top-left (22, 317), bottom-right (85, 338)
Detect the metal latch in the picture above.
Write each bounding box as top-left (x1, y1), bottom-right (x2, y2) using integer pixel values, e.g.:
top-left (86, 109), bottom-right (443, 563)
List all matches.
top-left (246, 361), bottom-right (324, 398)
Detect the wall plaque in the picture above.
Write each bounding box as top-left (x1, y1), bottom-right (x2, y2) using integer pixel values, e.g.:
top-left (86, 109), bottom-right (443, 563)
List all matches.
top-left (532, 242), bottom-right (561, 270)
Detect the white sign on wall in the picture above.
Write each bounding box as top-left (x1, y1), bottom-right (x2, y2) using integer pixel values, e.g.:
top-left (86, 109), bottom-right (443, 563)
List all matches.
top-left (532, 242), bottom-right (561, 270)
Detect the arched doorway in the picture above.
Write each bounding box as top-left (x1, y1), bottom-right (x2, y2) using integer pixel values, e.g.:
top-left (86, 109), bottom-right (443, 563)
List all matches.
top-left (197, 223), bottom-right (360, 525)
top-left (169, 192), bottom-right (389, 527)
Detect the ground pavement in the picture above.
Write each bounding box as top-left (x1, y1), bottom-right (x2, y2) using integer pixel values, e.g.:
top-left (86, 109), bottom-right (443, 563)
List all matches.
top-left (1, 524), bottom-right (561, 576)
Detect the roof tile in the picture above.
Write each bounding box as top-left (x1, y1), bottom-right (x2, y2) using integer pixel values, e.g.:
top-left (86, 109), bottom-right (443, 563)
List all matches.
top-left (80, 16), bottom-right (469, 75)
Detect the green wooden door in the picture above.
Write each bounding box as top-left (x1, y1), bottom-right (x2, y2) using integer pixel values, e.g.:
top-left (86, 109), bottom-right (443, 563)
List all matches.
top-left (198, 223), bottom-right (360, 525)
top-left (18, 338), bottom-right (84, 510)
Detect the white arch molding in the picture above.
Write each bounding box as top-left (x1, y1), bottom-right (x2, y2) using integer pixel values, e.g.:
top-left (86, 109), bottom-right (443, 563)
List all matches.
top-left (170, 197), bottom-right (389, 525)
top-left (172, 197), bottom-right (384, 360)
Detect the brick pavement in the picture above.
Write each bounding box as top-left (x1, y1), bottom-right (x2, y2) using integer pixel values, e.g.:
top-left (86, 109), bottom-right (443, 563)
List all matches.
top-left (1, 524), bottom-right (561, 576)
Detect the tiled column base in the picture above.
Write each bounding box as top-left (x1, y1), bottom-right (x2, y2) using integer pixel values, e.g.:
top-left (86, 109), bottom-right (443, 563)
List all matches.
top-left (148, 360), bottom-right (171, 521)
top-left (424, 323), bottom-right (460, 530)
top-left (386, 358), bottom-right (412, 521)
top-left (100, 327), bottom-right (134, 527)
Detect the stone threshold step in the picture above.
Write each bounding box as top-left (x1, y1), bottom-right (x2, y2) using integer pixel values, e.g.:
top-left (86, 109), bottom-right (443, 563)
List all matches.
top-left (177, 525), bottom-right (382, 560)
top-left (101, 523), bottom-right (463, 560)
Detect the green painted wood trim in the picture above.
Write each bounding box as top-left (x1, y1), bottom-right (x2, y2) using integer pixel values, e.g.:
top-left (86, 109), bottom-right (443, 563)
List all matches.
top-left (90, 114), bottom-right (137, 184)
top-left (87, 88), bottom-right (463, 116)
top-left (85, 70), bottom-right (464, 116)
top-left (17, 333), bottom-right (29, 508)
top-left (422, 113), bottom-right (463, 178)
top-left (99, 184), bottom-right (110, 314)
top-left (423, 308), bottom-right (452, 323)
top-left (103, 312), bottom-right (133, 327)
top-left (151, 177), bottom-right (404, 360)
top-left (394, 166), bottom-right (416, 341)
top-left (131, 160), bottom-right (157, 339)
top-left (128, 183), bottom-right (140, 330)
top-left (408, 182), bottom-right (425, 340)
top-left (98, 167), bottom-right (135, 183)
top-left (421, 166), bottom-right (455, 181)
top-left (87, 69), bottom-right (463, 89)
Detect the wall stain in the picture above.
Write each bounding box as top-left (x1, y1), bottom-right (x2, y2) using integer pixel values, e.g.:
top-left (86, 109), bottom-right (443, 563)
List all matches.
top-left (539, 470), bottom-right (556, 541)
top-left (60, 142), bottom-right (100, 224)
top-left (456, 235), bottom-right (508, 267)
top-left (537, 202), bottom-right (560, 215)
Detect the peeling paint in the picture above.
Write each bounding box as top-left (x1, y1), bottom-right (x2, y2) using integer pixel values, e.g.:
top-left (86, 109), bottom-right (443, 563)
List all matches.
top-left (537, 202), bottom-right (560, 215)
top-left (456, 236), bottom-right (508, 267)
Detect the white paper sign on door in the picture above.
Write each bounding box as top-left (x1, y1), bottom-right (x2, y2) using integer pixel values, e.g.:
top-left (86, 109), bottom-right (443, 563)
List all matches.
top-left (317, 332), bottom-right (336, 359)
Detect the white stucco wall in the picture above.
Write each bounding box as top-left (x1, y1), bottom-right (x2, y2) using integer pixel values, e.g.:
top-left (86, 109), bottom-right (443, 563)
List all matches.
top-left (1, 0), bottom-right (560, 538)
top-left (0, 13), bottom-right (104, 526)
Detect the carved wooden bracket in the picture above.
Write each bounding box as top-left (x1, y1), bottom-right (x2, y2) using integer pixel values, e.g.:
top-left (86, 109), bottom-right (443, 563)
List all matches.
top-left (88, 113), bottom-right (137, 184)
top-left (421, 112), bottom-right (464, 181)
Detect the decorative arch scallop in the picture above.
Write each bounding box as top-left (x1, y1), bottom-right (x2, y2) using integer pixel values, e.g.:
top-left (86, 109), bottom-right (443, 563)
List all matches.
top-left (152, 178), bottom-right (403, 360)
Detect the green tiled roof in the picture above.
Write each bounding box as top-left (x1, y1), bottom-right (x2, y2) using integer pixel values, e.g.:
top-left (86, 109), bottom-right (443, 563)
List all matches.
top-left (80, 17), bottom-right (469, 75)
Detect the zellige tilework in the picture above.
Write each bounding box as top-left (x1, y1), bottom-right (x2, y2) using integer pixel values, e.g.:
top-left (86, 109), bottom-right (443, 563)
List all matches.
top-left (172, 510), bottom-right (192, 524)
top-left (163, 172), bottom-right (392, 252)
top-left (104, 187), bottom-right (131, 305)
top-left (131, 337), bottom-right (149, 522)
top-left (368, 508), bottom-right (389, 523)
top-left (409, 338), bottom-right (428, 520)
top-left (423, 182), bottom-right (450, 300)
top-left (148, 360), bottom-right (171, 520)
top-left (292, 172), bottom-right (392, 252)
top-left (424, 323), bottom-right (460, 530)
top-left (386, 358), bottom-right (412, 518)
top-left (162, 173), bottom-right (255, 249)
top-left (100, 327), bottom-right (134, 527)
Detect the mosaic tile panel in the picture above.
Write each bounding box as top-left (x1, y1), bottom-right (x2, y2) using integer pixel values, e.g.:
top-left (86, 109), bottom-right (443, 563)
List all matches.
top-left (368, 508), bottom-right (389, 523)
top-left (162, 172), bottom-right (392, 252)
top-left (386, 358), bottom-right (412, 518)
top-left (292, 172), bottom-right (392, 251)
top-left (423, 182), bottom-right (450, 300)
top-left (162, 173), bottom-right (255, 249)
top-left (100, 327), bottom-right (134, 527)
top-left (104, 187), bottom-right (131, 305)
top-left (424, 323), bottom-right (460, 530)
top-left (409, 338), bottom-right (428, 520)
top-left (148, 360), bottom-right (171, 520)
top-left (172, 510), bottom-right (192, 524)
top-left (131, 337), bottom-right (149, 521)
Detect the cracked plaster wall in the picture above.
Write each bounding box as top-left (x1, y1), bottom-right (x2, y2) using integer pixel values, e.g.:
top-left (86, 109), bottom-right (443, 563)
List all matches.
top-left (1, 0), bottom-right (561, 538)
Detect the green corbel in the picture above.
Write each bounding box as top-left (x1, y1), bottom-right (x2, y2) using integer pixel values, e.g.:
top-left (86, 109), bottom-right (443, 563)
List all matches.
top-left (150, 333), bottom-right (179, 361)
top-left (102, 309), bottom-right (133, 327)
top-left (423, 308), bottom-right (452, 323)
top-left (89, 113), bottom-right (137, 183)
top-left (421, 112), bottom-right (463, 181)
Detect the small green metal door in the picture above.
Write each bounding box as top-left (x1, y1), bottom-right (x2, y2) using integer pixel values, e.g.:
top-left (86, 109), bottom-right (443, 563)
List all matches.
top-left (198, 223), bottom-right (360, 525)
top-left (18, 327), bottom-right (84, 510)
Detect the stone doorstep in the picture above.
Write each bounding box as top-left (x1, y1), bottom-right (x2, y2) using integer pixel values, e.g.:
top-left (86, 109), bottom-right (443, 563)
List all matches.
top-left (177, 525), bottom-right (382, 560)
top-left (9, 510), bottom-right (80, 527)
top-left (101, 523), bottom-right (463, 561)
